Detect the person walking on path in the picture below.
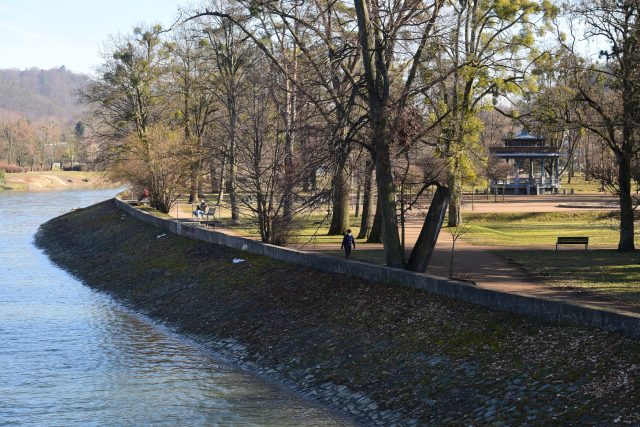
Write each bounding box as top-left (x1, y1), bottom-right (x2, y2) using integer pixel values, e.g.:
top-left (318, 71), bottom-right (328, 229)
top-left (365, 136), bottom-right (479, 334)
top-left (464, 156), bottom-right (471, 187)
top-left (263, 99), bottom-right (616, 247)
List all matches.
top-left (341, 229), bottom-right (356, 259)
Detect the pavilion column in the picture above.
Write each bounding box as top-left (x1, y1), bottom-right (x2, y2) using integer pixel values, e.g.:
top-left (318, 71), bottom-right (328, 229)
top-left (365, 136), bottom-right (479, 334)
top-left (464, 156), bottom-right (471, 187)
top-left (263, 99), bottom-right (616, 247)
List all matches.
top-left (554, 157), bottom-right (559, 185)
top-left (514, 159), bottom-right (521, 189)
top-left (529, 159), bottom-right (534, 182)
top-left (540, 159), bottom-right (546, 185)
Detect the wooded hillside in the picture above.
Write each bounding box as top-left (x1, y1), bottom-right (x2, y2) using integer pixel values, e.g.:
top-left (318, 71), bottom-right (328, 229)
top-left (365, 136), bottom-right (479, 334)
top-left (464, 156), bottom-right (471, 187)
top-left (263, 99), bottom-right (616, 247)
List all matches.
top-left (0, 67), bottom-right (87, 122)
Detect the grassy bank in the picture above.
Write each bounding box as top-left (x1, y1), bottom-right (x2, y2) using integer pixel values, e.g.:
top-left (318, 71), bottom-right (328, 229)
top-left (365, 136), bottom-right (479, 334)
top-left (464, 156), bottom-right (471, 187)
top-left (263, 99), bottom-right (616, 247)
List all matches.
top-left (36, 200), bottom-right (640, 425)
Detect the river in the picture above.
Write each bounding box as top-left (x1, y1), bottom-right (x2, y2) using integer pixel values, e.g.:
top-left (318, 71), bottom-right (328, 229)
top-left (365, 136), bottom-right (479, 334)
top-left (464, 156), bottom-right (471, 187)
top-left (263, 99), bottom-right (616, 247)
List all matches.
top-left (0, 189), bottom-right (349, 426)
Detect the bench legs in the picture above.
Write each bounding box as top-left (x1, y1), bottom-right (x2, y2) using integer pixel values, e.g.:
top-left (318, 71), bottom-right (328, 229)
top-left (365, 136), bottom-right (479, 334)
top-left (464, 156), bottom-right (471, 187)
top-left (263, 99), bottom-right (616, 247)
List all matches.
top-left (556, 243), bottom-right (589, 251)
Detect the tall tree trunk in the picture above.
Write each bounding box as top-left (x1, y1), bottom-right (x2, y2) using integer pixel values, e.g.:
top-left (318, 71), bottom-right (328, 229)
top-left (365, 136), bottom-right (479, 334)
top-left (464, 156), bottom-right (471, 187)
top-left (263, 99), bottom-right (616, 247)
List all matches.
top-left (373, 120), bottom-right (405, 267)
top-left (328, 154), bottom-right (350, 235)
top-left (618, 151), bottom-right (635, 251)
top-left (228, 104), bottom-right (239, 224)
top-left (188, 173), bottom-right (198, 203)
top-left (447, 165), bottom-right (462, 227)
top-left (354, 0), bottom-right (404, 267)
top-left (283, 49), bottom-right (298, 222)
top-left (283, 129), bottom-right (294, 221)
top-left (311, 169), bottom-right (317, 192)
top-left (210, 163), bottom-right (218, 194)
top-left (407, 185), bottom-right (451, 272)
top-left (355, 183), bottom-right (361, 218)
top-left (197, 177), bottom-right (204, 199)
top-left (367, 200), bottom-right (383, 243)
top-left (357, 159), bottom-right (375, 239)
top-left (567, 157), bottom-right (574, 184)
top-left (217, 155), bottom-right (226, 205)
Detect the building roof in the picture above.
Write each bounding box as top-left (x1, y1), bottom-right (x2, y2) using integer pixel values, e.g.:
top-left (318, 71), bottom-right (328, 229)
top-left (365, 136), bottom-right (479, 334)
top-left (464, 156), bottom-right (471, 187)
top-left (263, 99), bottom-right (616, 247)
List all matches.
top-left (503, 129), bottom-right (545, 147)
top-left (511, 130), bottom-right (540, 140)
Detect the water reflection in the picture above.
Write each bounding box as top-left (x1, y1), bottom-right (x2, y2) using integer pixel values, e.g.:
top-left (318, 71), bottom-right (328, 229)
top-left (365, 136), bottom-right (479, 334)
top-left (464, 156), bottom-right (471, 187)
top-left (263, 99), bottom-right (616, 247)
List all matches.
top-left (0, 189), bottom-right (348, 426)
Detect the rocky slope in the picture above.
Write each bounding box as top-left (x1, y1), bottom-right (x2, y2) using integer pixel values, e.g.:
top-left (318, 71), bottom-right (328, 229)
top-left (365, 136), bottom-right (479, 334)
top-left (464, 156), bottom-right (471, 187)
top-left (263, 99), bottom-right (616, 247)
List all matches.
top-left (35, 200), bottom-right (640, 425)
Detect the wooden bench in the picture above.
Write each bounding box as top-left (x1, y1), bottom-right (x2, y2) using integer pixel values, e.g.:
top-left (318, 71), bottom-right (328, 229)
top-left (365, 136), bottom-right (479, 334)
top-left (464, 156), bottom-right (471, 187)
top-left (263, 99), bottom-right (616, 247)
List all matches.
top-left (556, 236), bottom-right (588, 250)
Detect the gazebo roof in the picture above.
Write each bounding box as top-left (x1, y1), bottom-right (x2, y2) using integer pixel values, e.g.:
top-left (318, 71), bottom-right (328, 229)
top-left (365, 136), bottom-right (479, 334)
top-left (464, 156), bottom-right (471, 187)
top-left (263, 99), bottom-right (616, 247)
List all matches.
top-left (509, 130), bottom-right (540, 140)
top-left (502, 129), bottom-right (545, 147)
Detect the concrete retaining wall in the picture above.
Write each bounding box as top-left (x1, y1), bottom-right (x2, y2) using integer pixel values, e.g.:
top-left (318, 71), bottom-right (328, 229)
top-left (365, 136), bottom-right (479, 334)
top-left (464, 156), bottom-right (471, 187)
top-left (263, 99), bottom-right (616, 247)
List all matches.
top-left (115, 198), bottom-right (640, 337)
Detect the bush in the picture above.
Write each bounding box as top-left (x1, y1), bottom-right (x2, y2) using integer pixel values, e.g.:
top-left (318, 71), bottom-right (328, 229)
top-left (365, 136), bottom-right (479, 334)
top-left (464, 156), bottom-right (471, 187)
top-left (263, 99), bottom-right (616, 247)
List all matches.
top-left (0, 163), bottom-right (26, 173)
top-left (0, 169), bottom-right (5, 185)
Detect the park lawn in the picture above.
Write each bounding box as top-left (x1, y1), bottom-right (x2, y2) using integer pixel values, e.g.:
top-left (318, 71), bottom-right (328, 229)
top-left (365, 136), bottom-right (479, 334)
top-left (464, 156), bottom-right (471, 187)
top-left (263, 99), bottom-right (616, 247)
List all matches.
top-left (324, 249), bottom-right (387, 264)
top-left (227, 212), bottom-right (365, 246)
top-left (560, 174), bottom-right (606, 194)
top-left (459, 211), bottom-right (623, 248)
top-left (170, 194), bottom-right (360, 245)
top-left (502, 249), bottom-right (640, 304)
top-left (457, 211), bottom-right (640, 303)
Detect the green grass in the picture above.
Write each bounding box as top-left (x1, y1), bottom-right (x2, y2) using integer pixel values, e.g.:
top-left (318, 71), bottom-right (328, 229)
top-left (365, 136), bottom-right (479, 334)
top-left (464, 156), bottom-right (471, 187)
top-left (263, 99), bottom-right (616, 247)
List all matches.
top-left (457, 211), bottom-right (625, 248)
top-left (450, 212), bottom-right (640, 303)
top-left (324, 249), bottom-right (387, 264)
top-left (137, 205), bottom-right (173, 219)
top-left (560, 174), bottom-right (606, 194)
top-left (501, 249), bottom-right (640, 303)
top-left (225, 213), bottom-right (365, 245)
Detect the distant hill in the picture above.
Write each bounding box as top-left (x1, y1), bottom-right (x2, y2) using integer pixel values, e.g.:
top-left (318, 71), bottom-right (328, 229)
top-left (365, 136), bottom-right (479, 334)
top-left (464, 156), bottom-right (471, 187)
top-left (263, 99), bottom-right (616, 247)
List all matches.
top-left (0, 67), bottom-right (88, 123)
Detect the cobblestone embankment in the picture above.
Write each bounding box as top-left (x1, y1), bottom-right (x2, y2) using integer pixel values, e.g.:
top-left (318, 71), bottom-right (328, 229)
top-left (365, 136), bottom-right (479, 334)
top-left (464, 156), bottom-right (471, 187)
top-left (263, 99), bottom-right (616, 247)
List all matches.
top-left (36, 200), bottom-right (640, 425)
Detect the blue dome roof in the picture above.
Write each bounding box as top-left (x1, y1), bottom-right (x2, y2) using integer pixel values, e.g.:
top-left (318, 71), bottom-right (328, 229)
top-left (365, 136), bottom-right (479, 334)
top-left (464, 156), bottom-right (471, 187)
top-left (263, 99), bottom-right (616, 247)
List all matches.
top-left (514, 129), bottom-right (540, 139)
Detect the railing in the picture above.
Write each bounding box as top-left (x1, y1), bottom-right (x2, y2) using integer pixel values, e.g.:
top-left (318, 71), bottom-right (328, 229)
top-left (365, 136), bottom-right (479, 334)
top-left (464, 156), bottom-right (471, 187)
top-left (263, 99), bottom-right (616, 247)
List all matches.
top-left (492, 178), bottom-right (559, 186)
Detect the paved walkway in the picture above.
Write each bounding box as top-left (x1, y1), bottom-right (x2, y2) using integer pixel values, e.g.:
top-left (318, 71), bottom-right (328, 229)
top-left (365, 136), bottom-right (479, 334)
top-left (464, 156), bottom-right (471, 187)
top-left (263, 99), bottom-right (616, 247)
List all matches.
top-left (458, 193), bottom-right (618, 213)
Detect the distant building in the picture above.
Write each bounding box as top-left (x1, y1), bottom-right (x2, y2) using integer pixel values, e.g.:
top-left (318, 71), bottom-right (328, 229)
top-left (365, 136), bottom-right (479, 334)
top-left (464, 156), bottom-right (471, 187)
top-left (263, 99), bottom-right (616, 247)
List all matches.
top-left (489, 130), bottom-right (561, 195)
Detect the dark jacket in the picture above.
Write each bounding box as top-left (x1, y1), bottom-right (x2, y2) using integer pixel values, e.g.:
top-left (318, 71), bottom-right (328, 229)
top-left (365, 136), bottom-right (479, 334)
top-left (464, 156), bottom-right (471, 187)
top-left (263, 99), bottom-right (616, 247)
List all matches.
top-left (341, 234), bottom-right (355, 250)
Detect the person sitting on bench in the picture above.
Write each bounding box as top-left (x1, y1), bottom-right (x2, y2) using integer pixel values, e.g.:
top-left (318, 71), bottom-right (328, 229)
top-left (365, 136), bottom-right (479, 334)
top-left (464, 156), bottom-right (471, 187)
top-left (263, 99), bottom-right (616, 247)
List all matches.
top-left (194, 200), bottom-right (209, 219)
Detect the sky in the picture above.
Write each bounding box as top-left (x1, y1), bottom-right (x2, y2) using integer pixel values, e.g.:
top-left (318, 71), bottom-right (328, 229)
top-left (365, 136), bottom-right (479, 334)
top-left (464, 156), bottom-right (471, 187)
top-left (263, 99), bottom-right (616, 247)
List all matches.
top-left (0, 0), bottom-right (185, 75)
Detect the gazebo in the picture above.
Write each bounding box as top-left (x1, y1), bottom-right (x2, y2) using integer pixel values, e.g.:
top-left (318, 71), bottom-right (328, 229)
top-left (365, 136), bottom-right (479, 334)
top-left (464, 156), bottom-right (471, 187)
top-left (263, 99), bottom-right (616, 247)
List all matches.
top-left (489, 130), bottom-right (561, 195)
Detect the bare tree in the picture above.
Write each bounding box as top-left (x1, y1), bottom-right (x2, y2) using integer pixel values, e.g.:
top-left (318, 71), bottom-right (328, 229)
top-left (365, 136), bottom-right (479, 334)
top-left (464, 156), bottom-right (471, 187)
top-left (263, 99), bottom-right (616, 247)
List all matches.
top-left (556, 0), bottom-right (640, 251)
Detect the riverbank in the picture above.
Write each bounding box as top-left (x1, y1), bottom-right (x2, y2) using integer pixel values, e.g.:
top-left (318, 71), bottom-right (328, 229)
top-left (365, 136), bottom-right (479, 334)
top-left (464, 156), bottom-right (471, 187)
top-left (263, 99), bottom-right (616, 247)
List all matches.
top-left (1, 171), bottom-right (116, 191)
top-left (36, 200), bottom-right (640, 425)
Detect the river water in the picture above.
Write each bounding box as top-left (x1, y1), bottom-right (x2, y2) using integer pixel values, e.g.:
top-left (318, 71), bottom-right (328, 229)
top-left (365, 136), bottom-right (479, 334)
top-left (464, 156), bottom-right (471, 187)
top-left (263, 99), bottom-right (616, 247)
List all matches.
top-left (0, 189), bottom-right (348, 426)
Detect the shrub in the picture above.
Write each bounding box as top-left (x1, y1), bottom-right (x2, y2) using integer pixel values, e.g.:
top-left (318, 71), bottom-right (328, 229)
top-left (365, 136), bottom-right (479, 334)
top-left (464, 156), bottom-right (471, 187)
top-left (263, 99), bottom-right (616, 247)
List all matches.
top-left (0, 163), bottom-right (26, 173)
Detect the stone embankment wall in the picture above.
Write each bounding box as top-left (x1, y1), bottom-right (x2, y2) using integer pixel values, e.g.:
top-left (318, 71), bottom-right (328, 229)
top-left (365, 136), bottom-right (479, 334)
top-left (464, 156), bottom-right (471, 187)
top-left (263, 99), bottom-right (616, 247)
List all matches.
top-left (115, 197), bottom-right (640, 337)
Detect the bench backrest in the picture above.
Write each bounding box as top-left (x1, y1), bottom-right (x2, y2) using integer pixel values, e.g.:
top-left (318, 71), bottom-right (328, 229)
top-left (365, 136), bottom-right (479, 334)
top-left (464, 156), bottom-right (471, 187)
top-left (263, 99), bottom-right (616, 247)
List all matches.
top-left (557, 237), bottom-right (589, 244)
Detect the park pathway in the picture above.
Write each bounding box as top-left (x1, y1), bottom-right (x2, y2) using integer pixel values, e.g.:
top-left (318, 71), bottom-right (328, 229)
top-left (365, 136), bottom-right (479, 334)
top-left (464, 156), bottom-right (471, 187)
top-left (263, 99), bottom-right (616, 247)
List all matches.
top-left (171, 194), bottom-right (640, 316)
